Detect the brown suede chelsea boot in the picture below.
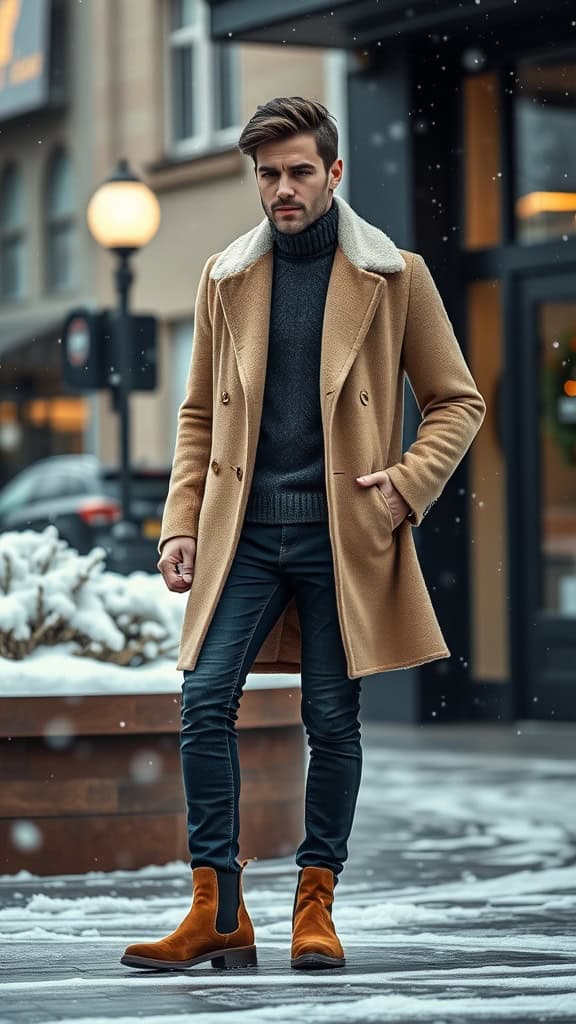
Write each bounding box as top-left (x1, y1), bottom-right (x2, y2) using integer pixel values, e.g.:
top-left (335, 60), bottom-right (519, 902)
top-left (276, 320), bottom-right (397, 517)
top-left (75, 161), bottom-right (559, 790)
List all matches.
top-left (291, 865), bottom-right (345, 969)
top-left (120, 858), bottom-right (257, 971)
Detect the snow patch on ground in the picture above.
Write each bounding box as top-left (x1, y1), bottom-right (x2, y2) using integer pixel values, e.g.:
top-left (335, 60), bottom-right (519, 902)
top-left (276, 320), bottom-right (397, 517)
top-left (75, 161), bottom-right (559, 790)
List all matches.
top-left (1, 731), bottom-right (575, 1020)
top-left (5, 990), bottom-right (576, 1023)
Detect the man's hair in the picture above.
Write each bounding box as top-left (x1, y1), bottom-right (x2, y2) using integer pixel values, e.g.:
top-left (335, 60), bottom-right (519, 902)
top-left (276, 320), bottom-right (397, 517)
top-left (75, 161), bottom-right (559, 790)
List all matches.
top-left (238, 96), bottom-right (338, 173)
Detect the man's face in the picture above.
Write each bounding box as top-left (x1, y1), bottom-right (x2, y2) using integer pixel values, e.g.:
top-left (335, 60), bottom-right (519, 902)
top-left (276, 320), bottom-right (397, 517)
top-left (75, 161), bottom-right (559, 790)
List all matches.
top-left (254, 132), bottom-right (343, 234)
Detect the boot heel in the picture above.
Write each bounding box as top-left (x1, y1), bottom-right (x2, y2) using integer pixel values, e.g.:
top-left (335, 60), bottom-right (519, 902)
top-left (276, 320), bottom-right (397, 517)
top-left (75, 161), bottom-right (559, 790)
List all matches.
top-left (211, 945), bottom-right (257, 969)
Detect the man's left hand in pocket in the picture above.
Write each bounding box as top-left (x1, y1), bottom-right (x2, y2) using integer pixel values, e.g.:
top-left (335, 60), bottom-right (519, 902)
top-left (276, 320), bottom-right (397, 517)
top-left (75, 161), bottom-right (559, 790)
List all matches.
top-left (355, 471), bottom-right (411, 529)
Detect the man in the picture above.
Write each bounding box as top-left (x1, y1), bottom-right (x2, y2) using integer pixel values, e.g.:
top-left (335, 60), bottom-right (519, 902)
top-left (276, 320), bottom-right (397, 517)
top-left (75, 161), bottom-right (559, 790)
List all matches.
top-left (121, 97), bottom-right (486, 973)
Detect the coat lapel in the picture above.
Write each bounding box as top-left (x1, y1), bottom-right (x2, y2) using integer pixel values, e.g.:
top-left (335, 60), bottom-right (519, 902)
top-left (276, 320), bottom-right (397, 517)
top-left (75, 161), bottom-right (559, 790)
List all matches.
top-left (217, 246), bottom-right (386, 448)
top-left (216, 253), bottom-right (273, 458)
top-left (320, 247), bottom-right (385, 399)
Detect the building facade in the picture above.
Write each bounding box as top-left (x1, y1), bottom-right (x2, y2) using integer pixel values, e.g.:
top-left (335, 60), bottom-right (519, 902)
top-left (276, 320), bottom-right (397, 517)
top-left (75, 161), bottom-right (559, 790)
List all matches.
top-left (0, 0), bottom-right (347, 476)
top-left (207, 0), bottom-right (576, 724)
top-left (3, 0), bottom-right (575, 724)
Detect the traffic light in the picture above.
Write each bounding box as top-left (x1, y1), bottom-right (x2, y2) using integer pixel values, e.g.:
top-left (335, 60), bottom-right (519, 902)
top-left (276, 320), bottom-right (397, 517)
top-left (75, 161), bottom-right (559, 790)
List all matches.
top-left (61, 309), bottom-right (157, 392)
top-left (61, 310), bottom-right (107, 390)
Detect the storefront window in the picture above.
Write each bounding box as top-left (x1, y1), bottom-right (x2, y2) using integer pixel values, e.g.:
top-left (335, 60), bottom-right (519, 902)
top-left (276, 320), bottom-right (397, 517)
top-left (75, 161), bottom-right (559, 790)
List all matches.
top-left (538, 299), bottom-right (576, 615)
top-left (22, 397), bottom-right (89, 458)
top-left (514, 55), bottom-right (576, 244)
top-left (463, 72), bottom-right (502, 249)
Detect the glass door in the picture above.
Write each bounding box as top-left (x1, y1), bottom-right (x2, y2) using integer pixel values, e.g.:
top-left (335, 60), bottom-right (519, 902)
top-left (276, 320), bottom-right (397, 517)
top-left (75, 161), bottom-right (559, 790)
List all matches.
top-left (516, 273), bottom-right (576, 720)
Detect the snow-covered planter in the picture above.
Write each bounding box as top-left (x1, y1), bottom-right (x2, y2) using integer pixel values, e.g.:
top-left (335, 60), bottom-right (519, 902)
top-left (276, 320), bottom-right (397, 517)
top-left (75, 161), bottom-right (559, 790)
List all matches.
top-left (0, 528), bottom-right (305, 875)
top-left (0, 526), bottom-right (181, 665)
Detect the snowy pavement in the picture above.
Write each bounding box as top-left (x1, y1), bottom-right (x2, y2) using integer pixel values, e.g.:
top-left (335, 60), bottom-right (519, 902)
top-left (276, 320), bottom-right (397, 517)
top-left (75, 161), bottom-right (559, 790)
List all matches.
top-left (2, 721), bottom-right (576, 1023)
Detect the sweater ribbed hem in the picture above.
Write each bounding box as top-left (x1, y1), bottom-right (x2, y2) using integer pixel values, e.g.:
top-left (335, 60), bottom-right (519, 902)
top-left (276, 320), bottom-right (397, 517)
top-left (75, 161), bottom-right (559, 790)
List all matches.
top-left (244, 489), bottom-right (329, 523)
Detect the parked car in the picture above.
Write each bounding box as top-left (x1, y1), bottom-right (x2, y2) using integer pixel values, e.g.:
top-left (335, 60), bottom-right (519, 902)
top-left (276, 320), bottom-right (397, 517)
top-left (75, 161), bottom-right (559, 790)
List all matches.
top-left (0, 454), bottom-right (171, 573)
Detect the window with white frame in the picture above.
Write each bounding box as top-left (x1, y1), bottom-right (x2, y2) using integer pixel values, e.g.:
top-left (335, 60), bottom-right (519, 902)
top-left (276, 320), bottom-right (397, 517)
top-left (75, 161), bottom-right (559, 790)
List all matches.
top-left (167, 0), bottom-right (240, 156)
top-left (45, 148), bottom-right (77, 294)
top-left (0, 163), bottom-right (27, 302)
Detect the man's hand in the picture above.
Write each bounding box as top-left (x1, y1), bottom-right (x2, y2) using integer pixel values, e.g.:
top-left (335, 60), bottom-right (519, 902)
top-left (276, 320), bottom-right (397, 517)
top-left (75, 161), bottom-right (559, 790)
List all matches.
top-left (355, 471), bottom-right (410, 529)
top-left (157, 536), bottom-right (197, 592)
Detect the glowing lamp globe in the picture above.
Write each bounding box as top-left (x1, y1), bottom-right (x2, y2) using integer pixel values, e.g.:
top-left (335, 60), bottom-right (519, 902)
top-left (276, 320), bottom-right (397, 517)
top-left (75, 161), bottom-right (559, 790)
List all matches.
top-left (87, 158), bottom-right (160, 251)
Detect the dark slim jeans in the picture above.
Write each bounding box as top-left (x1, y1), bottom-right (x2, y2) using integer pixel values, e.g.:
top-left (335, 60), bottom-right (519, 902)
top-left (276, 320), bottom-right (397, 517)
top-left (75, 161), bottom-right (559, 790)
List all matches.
top-left (180, 518), bottom-right (363, 885)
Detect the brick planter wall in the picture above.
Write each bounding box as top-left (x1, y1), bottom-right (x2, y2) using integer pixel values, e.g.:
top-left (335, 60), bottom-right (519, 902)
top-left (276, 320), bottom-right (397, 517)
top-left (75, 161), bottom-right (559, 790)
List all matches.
top-left (0, 685), bottom-right (305, 874)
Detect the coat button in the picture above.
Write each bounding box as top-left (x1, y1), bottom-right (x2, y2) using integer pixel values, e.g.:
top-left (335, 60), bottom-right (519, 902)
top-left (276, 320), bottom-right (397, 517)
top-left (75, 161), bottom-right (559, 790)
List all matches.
top-left (211, 459), bottom-right (220, 473)
top-left (236, 466), bottom-right (243, 481)
top-left (360, 389), bottom-right (369, 405)
top-left (221, 391), bottom-right (230, 403)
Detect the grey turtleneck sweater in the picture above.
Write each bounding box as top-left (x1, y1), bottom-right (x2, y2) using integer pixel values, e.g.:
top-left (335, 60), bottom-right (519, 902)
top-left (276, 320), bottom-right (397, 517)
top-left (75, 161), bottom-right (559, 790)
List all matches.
top-left (244, 201), bottom-right (339, 524)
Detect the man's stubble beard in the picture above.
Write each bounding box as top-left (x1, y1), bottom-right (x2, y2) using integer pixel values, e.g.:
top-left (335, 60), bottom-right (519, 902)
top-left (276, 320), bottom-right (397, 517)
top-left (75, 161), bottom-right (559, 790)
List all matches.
top-left (260, 182), bottom-right (333, 235)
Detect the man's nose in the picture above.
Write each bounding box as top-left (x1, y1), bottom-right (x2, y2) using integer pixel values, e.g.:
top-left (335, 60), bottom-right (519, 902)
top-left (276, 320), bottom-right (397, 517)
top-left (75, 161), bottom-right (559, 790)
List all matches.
top-left (277, 179), bottom-right (295, 197)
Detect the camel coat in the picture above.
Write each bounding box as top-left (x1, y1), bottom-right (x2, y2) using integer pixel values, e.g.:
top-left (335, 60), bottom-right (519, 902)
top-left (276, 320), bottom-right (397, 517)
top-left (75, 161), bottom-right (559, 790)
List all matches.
top-left (159, 195), bottom-right (486, 679)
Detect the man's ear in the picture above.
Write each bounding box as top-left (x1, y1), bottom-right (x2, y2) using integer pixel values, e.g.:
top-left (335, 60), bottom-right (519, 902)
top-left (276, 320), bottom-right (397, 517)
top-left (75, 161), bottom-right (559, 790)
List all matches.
top-left (329, 159), bottom-right (343, 190)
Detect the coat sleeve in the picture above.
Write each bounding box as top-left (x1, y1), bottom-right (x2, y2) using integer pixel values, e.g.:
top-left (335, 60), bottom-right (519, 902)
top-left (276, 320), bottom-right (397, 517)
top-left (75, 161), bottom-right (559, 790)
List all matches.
top-left (157, 254), bottom-right (219, 555)
top-left (385, 253), bottom-right (486, 527)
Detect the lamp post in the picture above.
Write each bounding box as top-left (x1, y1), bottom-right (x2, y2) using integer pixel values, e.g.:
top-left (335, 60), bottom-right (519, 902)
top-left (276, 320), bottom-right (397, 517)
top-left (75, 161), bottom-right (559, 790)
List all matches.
top-left (86, 158), bottom-right (160, 528)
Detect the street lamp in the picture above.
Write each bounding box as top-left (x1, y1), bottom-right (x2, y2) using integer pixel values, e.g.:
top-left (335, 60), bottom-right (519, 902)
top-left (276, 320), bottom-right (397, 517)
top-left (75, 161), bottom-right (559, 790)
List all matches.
top-left (86, 157), bottom-right (160, 530)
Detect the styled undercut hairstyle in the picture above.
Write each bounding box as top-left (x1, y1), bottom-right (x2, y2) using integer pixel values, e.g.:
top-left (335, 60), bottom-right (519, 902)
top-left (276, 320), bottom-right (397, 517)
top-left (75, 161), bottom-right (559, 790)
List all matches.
top-left (238, 96), bottom-right (338, 173)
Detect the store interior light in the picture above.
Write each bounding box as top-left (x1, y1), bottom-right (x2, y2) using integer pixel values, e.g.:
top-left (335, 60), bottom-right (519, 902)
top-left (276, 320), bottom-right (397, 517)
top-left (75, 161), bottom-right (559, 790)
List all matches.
top-left (516, 191), bottom-right (576, 219)
top-left (25, 397), bottom-right (89, 430)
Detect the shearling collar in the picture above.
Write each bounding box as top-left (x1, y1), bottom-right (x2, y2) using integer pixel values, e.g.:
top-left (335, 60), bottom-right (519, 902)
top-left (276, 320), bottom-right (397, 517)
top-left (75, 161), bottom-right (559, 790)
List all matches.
top-left (210, 193), bottom-right (406, 280)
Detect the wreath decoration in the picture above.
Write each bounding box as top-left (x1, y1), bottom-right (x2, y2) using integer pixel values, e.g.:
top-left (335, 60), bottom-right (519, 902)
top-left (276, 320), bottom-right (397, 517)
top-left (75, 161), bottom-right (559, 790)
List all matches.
top-left (543, 326), bottom-right (576, 466)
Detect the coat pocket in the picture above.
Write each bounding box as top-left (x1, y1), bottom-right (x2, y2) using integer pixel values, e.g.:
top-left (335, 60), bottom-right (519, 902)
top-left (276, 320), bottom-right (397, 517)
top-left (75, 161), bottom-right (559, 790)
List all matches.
top-left (375, 484), bottom-right (394, 531)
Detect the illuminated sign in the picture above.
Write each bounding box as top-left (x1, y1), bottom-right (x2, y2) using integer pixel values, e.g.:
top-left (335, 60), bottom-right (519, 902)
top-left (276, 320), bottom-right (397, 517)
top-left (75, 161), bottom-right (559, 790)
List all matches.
top-left (0, 0), bottom-right (50, 120)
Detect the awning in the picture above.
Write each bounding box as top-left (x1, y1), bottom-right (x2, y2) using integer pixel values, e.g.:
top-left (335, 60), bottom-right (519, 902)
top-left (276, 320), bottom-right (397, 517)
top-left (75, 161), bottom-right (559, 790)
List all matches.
top-left (208, 0), bottom-right (568, 48)
top-left (209, 0), bottom-right (373, 48)
top-left (0, 314), bottom-right (65, 360)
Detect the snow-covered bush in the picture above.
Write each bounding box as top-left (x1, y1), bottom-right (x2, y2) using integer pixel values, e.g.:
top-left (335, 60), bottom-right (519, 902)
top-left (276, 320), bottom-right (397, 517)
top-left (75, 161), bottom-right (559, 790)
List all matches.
top-left (0, 526), bottom-right (181, 665)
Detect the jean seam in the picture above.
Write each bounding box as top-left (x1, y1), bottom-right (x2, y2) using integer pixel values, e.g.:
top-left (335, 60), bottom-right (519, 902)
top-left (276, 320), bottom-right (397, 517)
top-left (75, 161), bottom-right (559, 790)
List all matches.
top-left (224, 582), bottom-right (283, 870)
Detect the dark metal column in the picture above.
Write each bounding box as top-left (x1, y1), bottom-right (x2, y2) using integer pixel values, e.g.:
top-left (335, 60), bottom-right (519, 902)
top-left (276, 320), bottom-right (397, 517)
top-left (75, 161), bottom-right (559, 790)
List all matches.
top-left (348, 47), bottom-right (473, 723)
top-left (113, 249), bottom-right (134, 526)
top-left (348, 53), bottom-right (423, 723)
